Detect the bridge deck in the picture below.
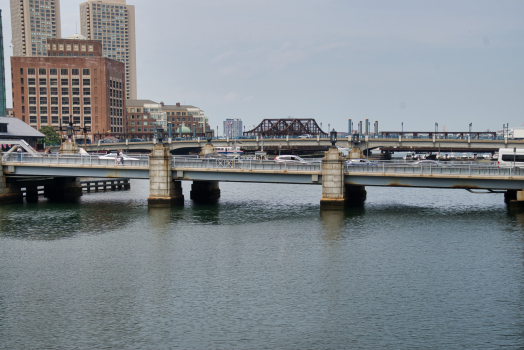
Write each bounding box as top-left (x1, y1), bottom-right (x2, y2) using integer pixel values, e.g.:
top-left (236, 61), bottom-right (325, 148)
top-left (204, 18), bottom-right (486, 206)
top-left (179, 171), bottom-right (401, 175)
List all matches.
top-left (3, 154), bottom-right (524, 190)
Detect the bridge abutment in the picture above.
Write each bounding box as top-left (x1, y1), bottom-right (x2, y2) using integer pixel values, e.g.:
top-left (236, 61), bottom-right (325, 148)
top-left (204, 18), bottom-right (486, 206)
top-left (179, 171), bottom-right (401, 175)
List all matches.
top-left (148, 144), bottom-right (184, 207)
top-left (190, 181), bottom-right (220, 203)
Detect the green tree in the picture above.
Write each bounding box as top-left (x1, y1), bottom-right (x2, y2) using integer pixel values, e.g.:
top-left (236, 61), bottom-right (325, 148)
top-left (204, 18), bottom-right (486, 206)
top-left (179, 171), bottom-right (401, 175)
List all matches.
top-left (39, 126), bottom-right (61, 144)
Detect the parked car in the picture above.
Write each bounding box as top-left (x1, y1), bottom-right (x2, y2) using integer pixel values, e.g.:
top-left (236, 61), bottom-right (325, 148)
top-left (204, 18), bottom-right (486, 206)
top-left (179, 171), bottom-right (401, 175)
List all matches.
top-left (274, 155), bottom-right (310, 164)
top-left (129, 138), bottom-right (145, 142)
top-left (345, 159), bottom-right (378, 166)
top-left (98, 153), bottom-right (139, 161)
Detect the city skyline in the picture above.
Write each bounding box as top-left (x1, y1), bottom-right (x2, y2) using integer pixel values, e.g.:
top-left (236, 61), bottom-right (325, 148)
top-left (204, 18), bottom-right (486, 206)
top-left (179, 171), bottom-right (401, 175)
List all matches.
top-left (1, 0), bottom-right (523, 133)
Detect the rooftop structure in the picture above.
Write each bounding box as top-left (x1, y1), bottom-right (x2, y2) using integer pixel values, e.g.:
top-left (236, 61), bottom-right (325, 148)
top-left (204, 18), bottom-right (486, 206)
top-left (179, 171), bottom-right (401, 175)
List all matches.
top-left (46, 37), bottom-right (103, 57)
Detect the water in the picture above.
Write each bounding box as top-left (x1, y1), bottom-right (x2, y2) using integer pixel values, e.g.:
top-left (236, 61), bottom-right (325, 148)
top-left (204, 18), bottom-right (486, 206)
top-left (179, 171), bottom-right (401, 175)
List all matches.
top-left (1, 180), bottom-right (524, 349)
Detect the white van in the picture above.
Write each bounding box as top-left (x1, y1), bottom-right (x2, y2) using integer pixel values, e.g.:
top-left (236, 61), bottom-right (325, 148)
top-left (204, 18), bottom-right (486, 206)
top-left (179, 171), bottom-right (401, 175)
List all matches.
top-left (497, 148), bottom-right (524, 167)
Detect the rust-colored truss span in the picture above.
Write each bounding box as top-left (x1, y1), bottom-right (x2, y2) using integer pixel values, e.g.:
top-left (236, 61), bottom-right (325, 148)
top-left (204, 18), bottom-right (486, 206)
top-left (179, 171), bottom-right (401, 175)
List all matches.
top-left (244, 119), bottom-right (327, 137)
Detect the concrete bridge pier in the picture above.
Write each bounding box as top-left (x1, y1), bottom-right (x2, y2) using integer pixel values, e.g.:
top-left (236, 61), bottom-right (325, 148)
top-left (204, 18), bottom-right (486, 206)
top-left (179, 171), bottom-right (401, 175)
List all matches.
top-left (190, 181), bottom-right (220, 203)
top-left (44, 177), bottom-right (83, 201)
top-left (148, 144), bottom-right (184, 207)
top-left (321, 147), bottom-right (367, 208)
top-left (25, 185), bottom-right (39, 203)
top-left (504, 190), bottom-right (524, 205)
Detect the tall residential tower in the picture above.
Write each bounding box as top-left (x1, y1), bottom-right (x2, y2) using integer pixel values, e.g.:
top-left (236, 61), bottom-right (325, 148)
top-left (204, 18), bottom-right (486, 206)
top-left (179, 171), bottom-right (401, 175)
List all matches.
top-left (80, 0), bottom-right (137, 100)
top-left (10, 0), bottom-right (62, 57)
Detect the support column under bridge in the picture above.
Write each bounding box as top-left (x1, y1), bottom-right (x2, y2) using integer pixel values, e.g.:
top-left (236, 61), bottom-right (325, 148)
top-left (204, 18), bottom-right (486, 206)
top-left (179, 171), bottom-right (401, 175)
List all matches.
top-left (0, 151), bottom-right (23, 204)
top-left (148, 144), bottom-right (184, 207)
top-left (321, 147), bottom-right (366, 208)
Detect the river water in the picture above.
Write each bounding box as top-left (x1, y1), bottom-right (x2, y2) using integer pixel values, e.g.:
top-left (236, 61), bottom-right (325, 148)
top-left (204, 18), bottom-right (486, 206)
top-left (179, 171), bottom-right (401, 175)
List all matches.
top-left (1, 180), bottom-right (524, 349)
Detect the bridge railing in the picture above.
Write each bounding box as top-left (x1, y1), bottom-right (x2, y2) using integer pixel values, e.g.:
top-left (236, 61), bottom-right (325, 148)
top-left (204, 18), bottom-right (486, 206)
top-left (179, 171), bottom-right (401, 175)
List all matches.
top-left (345, 162), bottom-right (523, 177)
top-left (172, 156), bottom-right (322, 171)
top-left (3, 153), bottom-right (150, 167)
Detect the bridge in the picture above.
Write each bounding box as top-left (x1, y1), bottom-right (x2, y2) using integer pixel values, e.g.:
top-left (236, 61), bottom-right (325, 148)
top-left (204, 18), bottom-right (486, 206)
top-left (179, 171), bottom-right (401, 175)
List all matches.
top-left (3, 144), bottom-right (524, 207)
top-left (71, 135), bottom-right (524, 155)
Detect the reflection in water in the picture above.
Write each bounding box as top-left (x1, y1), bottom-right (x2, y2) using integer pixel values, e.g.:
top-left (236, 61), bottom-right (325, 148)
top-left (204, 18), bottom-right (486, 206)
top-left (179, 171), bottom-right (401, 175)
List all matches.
top-left (2, 183), bottom-right (524, 348)
top-left (320, 209), bottom-right (346, 242)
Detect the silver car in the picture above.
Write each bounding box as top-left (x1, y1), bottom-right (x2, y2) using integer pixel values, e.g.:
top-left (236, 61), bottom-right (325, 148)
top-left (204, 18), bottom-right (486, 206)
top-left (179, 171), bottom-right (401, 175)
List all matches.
top-left (274, 155), bottom-right (310, 164)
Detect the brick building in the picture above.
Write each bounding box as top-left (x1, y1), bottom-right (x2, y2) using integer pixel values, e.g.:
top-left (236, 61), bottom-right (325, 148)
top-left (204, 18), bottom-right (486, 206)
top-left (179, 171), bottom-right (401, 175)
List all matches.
top-left (46, 36), bottom-right (102, 57)
top-left (11, 55), bottom-right (125, 141)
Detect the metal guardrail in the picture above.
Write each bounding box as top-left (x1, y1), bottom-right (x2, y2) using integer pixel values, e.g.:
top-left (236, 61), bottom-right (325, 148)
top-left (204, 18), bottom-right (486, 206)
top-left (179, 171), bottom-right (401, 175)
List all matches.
top-left (4, 153), bottom-right (524, 178)
top-left (172, 157), bottom-right (322, 171)
top-left (2, 153), bottom-right (150, 167)
top-left (345, 162), bottom-right (523, 177)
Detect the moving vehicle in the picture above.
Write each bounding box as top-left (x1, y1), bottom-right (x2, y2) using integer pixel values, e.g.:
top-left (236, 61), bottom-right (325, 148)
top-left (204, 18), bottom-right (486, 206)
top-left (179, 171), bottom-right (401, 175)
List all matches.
top-left (345, 159), bottom-right (378, 166)
top-left (497, 148), bottom-right (524, 168)
top-left (274, 155), bottom-right (310, 164)
top-left (412, 160), bottom-right (452, 167)
top-left (98, 153), bottom-right (139, 161)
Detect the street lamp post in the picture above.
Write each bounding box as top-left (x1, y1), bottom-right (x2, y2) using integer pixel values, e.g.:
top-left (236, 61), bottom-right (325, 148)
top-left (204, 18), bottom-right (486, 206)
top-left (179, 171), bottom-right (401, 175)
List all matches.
top-left (435, 123), bottom-right (438, 139)
top-left (401, 122), bottom-right (403, 136)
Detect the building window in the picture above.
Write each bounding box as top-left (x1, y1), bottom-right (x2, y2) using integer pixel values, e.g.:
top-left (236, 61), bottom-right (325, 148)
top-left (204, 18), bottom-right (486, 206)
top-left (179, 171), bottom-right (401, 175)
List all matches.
top-left (49, 79), bottom-right (57, 86)
top-left (84, 107), bottom-right (91, 114)
top-left (61, 87), bottom-right (69, 95)
top-left (83, 79), bottom-right (90, 86)
top-left (61, 79), bottom-right (68, 86)
top-left (40, 115), bottom-right (48, 124)
top-left (28, 68), bottom-right (35, 75)
top-left (39, 68), bottom-right (46, 75)
top-left (29, 87), bottom-right (36, 95)
top-left (82, 69), bottom-right (90, 75)
top-left (83, 88), bottom-right (90, 95)
top-left (61, 68), bottom-right (68, 75)
top-left (62, 106), bottom-right (69, 114)
top-left (30, 116), bottom-right (37, 124)
top-left (28, 78), bottom-right (36, 85)
top-left (62, 97), bottom-right (69, 104)
top-left (39, 78), bottom-right (47, 85)
top-left (83, 97), bottom-right (91, 105)
top-left (73, 97), bottom-right (80, 105)
top-left (40, 106), bottom-right (47, 114)
top-left (84, 117), bottom-right (91, 124)
top-left (137, 108), bottom-right (141, 112)
top-left (49, 68), bottom-right (57, 75)
top-left (73, 107), bottom-right (80, 114)
top-left (72, 88), bottom-right (80, 95)
top-left (40, 97), bottom-right (47, 104)
top-left (73, 116), bottom-right (80, 124)
top-left (51, 107), bottom-right (58, 114)
top-left (52, 116), bottom-right (59, 124)
top-left (72, 69), bottom-right (79, 75)
top-left (62, 116), bottom-right (70, 124)
top-left (72, 79), bottom-right (79, 86)
top-left (20, 68), bottom-right (23, 75)
top-left (176, 112), bottom-right (180, 116)
top-left (39, 87), bottom-right (47, 95)
top-left (29, 97), bottom-right (36, 104)
top-left (51, 97), bottom-right (58, 105)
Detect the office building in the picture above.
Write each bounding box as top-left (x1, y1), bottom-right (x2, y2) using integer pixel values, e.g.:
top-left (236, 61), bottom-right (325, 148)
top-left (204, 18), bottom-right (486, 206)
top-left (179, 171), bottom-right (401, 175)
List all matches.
top-left (10, 0), bottom-right (62, 57)
top-left (80, 0), bottom-right (137, 100)
top-left (126, 100), bottom-right (167, 139)
top-left (11, 51), bottom-right (126, 141)
top-left (223, 118), bottom-right (242, 138)
top-left (0, 10), bottom-right (6, 116)
top-left (162, 102), bottom-right (210, 137)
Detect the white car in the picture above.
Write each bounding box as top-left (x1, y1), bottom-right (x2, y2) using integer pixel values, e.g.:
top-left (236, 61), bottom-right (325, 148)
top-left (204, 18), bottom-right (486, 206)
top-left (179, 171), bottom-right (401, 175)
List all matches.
top-left (274, 155), bottom-right (310, 164)
top-left (345, 159), bottom-right (378, 166)
top-left (98, 153), bottom-right (139, 161)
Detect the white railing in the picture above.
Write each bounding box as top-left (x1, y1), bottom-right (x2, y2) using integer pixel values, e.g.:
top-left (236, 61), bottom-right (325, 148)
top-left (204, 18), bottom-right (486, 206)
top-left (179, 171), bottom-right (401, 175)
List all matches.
top-left (3, 152), bottom-right (150, 167)
top-left (172, 156), bottom-right (322, 171)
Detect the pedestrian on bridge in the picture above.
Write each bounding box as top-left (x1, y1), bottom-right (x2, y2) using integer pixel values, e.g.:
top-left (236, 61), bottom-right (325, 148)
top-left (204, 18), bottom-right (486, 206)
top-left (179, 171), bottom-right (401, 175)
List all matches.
top-left (17, 147), bottom-right (22, 162)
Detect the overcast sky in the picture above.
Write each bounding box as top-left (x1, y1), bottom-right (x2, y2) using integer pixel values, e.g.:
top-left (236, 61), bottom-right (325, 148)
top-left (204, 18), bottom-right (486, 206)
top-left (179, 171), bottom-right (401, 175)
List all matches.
top-left (1, 0), bottom-right (523, 134)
